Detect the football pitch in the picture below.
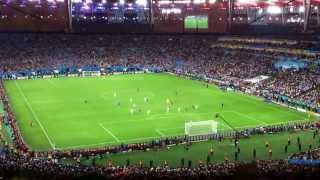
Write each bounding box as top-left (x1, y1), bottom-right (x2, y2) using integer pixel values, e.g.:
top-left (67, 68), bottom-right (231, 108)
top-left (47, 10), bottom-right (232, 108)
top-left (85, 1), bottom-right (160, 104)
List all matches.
top-left (3, 73), bottom-right (316, 151)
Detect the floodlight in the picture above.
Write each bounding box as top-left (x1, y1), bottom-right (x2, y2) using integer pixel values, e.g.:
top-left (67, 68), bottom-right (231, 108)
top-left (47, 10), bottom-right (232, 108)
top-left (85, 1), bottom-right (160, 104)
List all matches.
top-left (267, 6), bottom-right (281, 14)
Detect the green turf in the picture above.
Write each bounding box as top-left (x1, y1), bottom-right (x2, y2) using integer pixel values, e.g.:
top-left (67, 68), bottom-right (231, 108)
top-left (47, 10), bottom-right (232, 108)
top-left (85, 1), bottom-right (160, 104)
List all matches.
top-left (74, 130), bottom-right (320, 167)
top-left (3, 73), bottom-right (316, 151)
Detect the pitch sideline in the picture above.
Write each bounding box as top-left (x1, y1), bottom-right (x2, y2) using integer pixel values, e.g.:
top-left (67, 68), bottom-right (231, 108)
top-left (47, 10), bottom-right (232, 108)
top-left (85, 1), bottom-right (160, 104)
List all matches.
top-left (14, 81), bottom-right (56, 150)
top-left (99, 123), bottom-right (121, 142)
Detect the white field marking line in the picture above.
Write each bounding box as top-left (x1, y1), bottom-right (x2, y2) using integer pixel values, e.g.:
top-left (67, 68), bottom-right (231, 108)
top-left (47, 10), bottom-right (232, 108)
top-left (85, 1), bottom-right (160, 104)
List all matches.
top-left (230, 92), bottom-right (304, 119)
top-left (99, 123), bottom-right (120, 142)
top-left (267, 119), bottom-right (310, 126)
top-left (146, 112), bottom-right (220, 120)
top-left (159, 127), bottom-right (185, 131)
top-left (156, 129), bottom-right (166, 137)
top-left (58, 119), bottom-right (312, 150)
top-left (57, 136), bottom-right (167, 150)
top-left (224, 110), bottom-right (268, 126)
top-left (14, 81), bottom-right (56, 149)
top-left (219, 122), bottom-right (234, 130)
top-left (217, 113), bottom-right (264, 130)
top-left (121, 136), bottom-right (162, 142)
top-left (104, 112), bottom-right (218, 126)
top-left (56, 140), bottom-right (117, 150)
top-left (220, 119), bottom-right (310, 131)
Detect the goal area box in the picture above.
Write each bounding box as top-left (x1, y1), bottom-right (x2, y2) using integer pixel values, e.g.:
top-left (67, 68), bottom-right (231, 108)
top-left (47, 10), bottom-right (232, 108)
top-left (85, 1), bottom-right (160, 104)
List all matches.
top-left (185, 120), bottom-right (218, 136)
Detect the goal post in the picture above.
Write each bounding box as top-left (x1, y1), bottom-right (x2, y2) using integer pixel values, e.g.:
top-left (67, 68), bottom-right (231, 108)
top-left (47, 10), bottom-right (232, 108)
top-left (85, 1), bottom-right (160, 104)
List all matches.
top-left (185, 120), bottom-right (218, 136)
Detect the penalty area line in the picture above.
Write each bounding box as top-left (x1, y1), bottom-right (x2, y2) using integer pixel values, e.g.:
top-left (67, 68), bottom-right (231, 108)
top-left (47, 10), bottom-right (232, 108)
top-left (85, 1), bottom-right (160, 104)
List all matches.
top-left (14, 81), bottom-right (56, 150)
top-left (155, 129), bottom-right (165, 137)
top-left (99, 123), bottom-right (120, 142)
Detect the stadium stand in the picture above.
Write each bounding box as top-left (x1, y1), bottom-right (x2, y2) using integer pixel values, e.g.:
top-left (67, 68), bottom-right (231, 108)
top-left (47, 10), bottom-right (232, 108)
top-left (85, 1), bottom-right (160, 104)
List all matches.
top-left (0, 34), bottom-right (319, 179)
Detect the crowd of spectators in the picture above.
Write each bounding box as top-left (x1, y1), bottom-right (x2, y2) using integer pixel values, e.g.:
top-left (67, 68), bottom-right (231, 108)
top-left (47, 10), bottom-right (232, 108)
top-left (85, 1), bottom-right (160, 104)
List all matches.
top-left (0, 34), bottom-right (319, 108)
top-left (0, 33), bottom-right (320, 178)
top-left (0, 153), bottom-right (239, 179)
top-left (290, 148), bottom-right (320, 161)
top-left (257, 160), bottom-right (320, 178)
top-left (260, 70), bottom-right (320, 99)
top-left (1, 148), bottom-right (320, 179)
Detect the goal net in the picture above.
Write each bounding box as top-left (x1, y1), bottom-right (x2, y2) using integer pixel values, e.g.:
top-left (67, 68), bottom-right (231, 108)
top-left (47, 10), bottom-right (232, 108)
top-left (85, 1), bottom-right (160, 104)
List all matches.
top-left (82, 71), bottom-right (101, 77)
top-left (185, 120), bottom-right (218, 136)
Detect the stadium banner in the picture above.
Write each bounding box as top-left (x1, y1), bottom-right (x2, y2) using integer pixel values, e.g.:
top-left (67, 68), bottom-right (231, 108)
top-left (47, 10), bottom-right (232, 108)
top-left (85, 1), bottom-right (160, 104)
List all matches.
top-left (82, 71), bottom-right (101, 77)
top-left (67, 74), bottom-right (78, 77)
top-left (43, 75), bottom-right (54, 79)
top-left (112, 71), bottom-right (149, 75)
top-left (17, 76), bottom-right (28, 80)
top-left (244, 75), bottom-right (270, 84)
top-left (297, 107), bottom-right (307, 113)
top-left (111, 72), bottom-right (123, 75)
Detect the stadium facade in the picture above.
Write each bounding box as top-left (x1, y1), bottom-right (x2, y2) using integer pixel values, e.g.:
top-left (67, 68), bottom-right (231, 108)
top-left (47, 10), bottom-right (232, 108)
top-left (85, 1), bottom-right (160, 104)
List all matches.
top-left (0, 0), bottom-right (320, 33)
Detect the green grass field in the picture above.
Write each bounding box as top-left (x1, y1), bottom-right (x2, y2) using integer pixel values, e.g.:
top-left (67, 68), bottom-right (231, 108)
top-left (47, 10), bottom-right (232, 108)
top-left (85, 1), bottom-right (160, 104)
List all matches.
top-left (75, 130), bottom-right (320, 167)
top-left (3, 73), bottom-right (316, 151)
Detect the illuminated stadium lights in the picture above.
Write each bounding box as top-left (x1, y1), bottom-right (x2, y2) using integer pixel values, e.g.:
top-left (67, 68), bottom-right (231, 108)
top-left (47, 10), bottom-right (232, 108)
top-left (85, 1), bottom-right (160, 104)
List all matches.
top-left (289, 6), bottom-right (294, 13)
top-left (158, 0), bottom-right (172, 4)
top-left (208, 0), bottom-right (216, 4)
top-left (267, 6), bottom-right (281, 14)
top-left (299, 6), bottom-right (305, 13)
top-left (237, 0), bottom-right (257, 4)
top-left (55, 0), bottom-right (64, 2)
top-left (287, 16), bottom-right (302, 23)
top-left (34, 0), bottom-right (42, 7)
top-left (119, 0), bottom-right (125, 5)
top-left (161, 8), bottom-right (181, 14)
top-left (174, 0), bottom-right (191, 4)
top-left (81, 3), bottom-right (90, 10)
top-left (136, 0), bottom-right (147, 6)
top-left (193, 0), bottom-right (205, 4)
top-left (96, 3), bottom-right (105, 10)
top-left (73, 0), bottom-right (82, 3)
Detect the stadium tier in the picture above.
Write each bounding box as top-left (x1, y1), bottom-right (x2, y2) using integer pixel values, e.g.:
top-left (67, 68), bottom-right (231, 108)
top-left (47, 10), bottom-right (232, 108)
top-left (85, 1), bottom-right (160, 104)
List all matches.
top-left (0, 32), bottom-right (320, 179)
top-left (0, 0), bottom-right (320, 33)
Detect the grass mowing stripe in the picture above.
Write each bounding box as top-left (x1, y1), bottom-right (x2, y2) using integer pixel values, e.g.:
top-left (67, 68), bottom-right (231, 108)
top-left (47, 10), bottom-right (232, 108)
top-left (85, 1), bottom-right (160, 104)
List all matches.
top-left (225, 110), bottom-right (268, 126)
top-left (228, 91), bottom-right (303, 119)
top-left (14, 81), bottom-right (55, 150)
top-left (99, 123), bottom-right (120, 142)
top-left (44, 120), bottom-right (314, 150)
top-left (4, 73), bottom-right (314, 150)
